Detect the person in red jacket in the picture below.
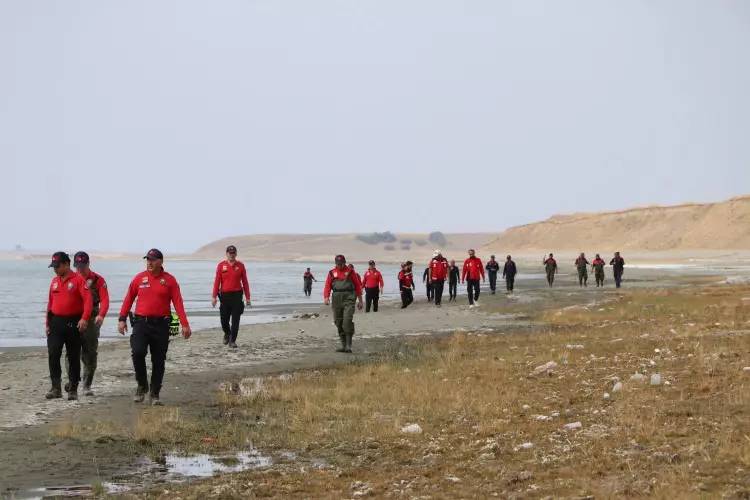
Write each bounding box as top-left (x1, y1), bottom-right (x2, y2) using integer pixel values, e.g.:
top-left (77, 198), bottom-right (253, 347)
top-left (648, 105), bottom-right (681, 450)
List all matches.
top-left (65, 251), bottom-right (109, 397)
top-left (211, 245), bottom-right (251, 348)
top-left (118, 249), bottom-right (191, 405)
top-left (592, 254), bottom-right (606, 287)
top-left (323, 255), bottom-right (363, 353)
top-left (398, 261), bottom-right (416, 308)
top-left (429, 250), bottom-right (449, 307)
top-left (461, 249), bottom-right (485, 308)
top-left (362, 260), bottom-right (385, 312)
top-left (45, 252), bottom-right (93, 401)
top-left (303, 268), bottom-right (317, 297)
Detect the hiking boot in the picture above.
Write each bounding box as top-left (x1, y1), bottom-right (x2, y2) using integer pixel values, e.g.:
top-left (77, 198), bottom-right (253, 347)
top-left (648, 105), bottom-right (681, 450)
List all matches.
top-left (133, 386), bottom-right (148, 403)
top-left (228, 341), bottom-right (238, 349)
top-left (223, 334), bottom-right (230, 345)
top-left (149, 393), bottom-right (163, 406)
top-left (45, 384), bottom-right (62, 400)
top-left (67, 389), bottom-right (78, 401)
top-left (344, 334), bottom-right (353, 354)
top-left (336, 335), bottom-right (347, 352)
top-left (63, 382), bottom-right (71, 393)
top-left (82, 385), bottom-right (94, 397)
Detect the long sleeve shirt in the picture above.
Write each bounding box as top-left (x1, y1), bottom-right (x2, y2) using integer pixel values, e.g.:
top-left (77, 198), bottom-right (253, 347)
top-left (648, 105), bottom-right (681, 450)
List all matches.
top-left (80, 270), bottom-right (110, 318)
top-left (323, 267), bottom-right (363, 299)
top-left (462, 257), bottom-right (485, 281)
top-left (212, 260), bottom-right (251, 300)
top-left (119, 269), bottom-right (189, 327)
top-left (47, 272), bottom-right (93, 322)
top-left (362, 269), bottom-right (384, 289)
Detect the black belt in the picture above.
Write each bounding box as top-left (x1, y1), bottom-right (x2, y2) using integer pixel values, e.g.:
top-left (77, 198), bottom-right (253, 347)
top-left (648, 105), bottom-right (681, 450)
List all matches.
top-left (133, 315), bottom-right (170, 324)
top-left (49, 313), bottom-right (81, 322)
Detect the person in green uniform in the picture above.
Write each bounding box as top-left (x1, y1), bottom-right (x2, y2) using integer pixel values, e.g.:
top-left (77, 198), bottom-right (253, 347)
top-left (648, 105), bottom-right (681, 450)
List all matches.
top-left (575, 252), bottom-right (590, 287)
top-left (323, 255), bottom-right (363, 353)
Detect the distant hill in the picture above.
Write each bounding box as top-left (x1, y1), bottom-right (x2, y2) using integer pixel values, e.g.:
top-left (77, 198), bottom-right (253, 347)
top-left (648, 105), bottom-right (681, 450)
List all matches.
top-left (193, 232), bottom-right (495, 263)
top-left (481, 195), bottom-right (750, 254)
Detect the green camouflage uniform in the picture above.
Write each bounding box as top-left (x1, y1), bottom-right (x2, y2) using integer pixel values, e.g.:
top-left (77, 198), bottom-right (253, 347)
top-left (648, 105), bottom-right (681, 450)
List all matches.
top-left (575, 258), bottom-right (589, 286)
top-left (593, 261), bottom-right (605, 286)
top-left (65, 274), bottom-right (102, 391)
top-left (330, 273), bottom-right (356, 350)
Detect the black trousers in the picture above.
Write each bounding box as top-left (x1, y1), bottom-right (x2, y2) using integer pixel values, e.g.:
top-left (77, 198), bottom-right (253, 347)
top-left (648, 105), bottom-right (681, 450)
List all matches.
top-left (432, 280), bottom-right (445, 305)
top-left (425, 283), bottom-right (433, 301)
top-left (614, 271), bottom-right (623, 288)
top-left (467, 279), bottom-right (480, 304)
top-left (506, 275), bottom-right (515, 291)
top-left (401, 288), bottom-right (414, 308)
top-left (546, 271), bottom-right (555, 286)
top-left (220, 291), bottom-right (245, 342)
top-left (304, 281), bottom-right (312, 296)
top-left (365, 287), bottom-right (380, 312)
top-left (449, 280), bottom-right (457, 300)
top-left (130, 317), bottom-right (170, 395)
top-left (48, 315), bottom-right (82, 386)
top-left (488, 271), bottom-right (498, 292)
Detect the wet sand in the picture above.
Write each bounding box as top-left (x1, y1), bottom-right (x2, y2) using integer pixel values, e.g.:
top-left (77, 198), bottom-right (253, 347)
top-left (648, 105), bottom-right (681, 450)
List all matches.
top-left (0, 266), bottom-right (741, 494)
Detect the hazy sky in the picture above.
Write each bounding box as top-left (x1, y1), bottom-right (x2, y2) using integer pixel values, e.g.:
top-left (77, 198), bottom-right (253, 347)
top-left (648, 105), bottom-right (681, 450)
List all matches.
top-left (2, 1), bottom-right (749, 253)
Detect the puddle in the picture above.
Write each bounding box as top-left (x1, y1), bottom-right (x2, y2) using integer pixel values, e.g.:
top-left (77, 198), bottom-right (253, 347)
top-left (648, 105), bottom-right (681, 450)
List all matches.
top-left (16, 449), bottom-right (272, 498)
top-left (163, 450), bottom-right (272, 477)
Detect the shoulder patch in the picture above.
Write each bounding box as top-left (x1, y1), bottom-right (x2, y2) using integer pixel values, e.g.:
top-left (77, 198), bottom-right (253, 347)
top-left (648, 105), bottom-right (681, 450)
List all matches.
top-left (159, 278), bottom-right (167, 285)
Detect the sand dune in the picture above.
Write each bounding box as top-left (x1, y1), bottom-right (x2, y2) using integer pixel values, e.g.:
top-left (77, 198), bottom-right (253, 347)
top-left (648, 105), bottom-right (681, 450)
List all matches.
top-left (482, 195), bottom-right (750, 254)
top-left (193, 232), bottom-right (495, 263)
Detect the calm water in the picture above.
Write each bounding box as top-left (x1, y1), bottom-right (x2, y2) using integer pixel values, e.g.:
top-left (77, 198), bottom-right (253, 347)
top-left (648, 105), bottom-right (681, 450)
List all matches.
top-left (0, 260), bottom-right (410, 347)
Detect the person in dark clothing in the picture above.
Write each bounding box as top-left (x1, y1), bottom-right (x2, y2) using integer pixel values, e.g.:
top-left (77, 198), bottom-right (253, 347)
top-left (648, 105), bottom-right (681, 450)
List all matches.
top-left (575, 253), bottom-right (590, 287)
top-left (592, 254), bottom-right (606, 287)
top-left (303, 268), bottom-right (317, 297)
top-left (486, 255), bottom-right (500, 294)
top-left (448, 259), bottom-right (460, 302)
top-left (502, 255), bottom-right (517, 293)
top-left (399, 261), bottom-right (416, 308)
top-left (423, 266), bottom-right (433, 302)
top-left (429, 251), bottom-right (449, 307)
top-left (543, 253), bottom-right (557, 287)
top-left (610, 252), bottom-right (625, 288)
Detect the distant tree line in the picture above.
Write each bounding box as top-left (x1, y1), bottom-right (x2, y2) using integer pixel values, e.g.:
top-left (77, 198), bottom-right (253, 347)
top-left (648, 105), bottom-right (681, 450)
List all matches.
top-left (355, 231), bottom-right (448, 248)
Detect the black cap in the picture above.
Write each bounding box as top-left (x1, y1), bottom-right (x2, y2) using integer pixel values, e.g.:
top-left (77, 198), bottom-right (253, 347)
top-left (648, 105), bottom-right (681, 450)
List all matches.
top-left (143, 248), bottom-right (164, 261)
top-left (49, 251), bottom-right (70, 268)
top-left (368, 260), bottom-right (375, 265)
top-left (335, 254), bottom-right (346, 263)
top-left (73, 251), bottom-right (90, 268)
top-left (226, 245), bottom-right (237, 253)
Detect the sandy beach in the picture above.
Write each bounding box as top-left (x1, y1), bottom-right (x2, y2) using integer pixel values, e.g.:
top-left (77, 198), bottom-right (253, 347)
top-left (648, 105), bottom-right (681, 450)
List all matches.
top-left (0, 263), bottom-right (741, 495)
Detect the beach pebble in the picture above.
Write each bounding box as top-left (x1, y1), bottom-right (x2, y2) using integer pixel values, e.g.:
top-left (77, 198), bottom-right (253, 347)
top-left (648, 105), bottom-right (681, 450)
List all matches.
top-left (630, 373), bottom-right (645, 382)
top-left (612, 382), bottom-right (623, 393)
top-left (531, 361), bottom-right (558, 376)
top-left (401, 423), bottom-right (423, 434)
top-left (445, 475), bottom-right (461, 483)
top-left (563, 421), bottom-right (582, 431)
top-left (514, 442), bottom-right (534, 451)
top-left (650, 374), bottom-right (662, 386)
top-left (743, 367), bottom-right (750, 373)
top-left (566, 344), bottom-right (584, 350)
top-left (603, 392), bottom-right (611, 400)
top-left (522, 404), bottom-right (531, 410)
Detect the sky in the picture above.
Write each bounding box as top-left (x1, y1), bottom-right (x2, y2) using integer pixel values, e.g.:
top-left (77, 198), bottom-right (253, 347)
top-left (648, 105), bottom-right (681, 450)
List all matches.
top-left (1, 0), bottom-right (749, 253)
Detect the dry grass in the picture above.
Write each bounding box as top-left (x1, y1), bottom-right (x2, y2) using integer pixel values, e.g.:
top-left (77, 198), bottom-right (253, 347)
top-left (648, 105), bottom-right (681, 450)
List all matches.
top-left (124, 285), bottom-right (750, 498)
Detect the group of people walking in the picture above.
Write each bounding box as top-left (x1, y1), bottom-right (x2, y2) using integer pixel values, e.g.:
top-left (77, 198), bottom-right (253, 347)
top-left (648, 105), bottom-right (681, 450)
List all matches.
top-left (43, 244), bottom-right (626, 405)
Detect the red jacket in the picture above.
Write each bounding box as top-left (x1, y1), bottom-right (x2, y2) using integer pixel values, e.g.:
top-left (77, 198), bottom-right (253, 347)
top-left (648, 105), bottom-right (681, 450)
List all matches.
top-left (398, 270), bottom-right (415, 289)
top-left (79, 270), bottom-right (110, 318)
top-left (323, 267), bottom-right (363, 299)
top-left (362, 269), bottom-right (384, 289)
top-left (119, 269), bottom-right (189, 327)
top-left (47, 272), bottom-right (93, 322)
top-left (212, 260), bottom-right (250, 300)
top-left (430, 258), bottom-right (449, 281)
top-left (462, 257), bottom-right (485, 281)
top-left (592, 258), bottom-right (605, 267)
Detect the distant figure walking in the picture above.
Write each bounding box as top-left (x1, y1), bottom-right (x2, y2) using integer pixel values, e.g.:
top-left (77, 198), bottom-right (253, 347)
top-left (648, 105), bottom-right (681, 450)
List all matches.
top-left (575, 253), bottom-right (590, 287)
top-left (323, 255), bottom-right (363, 353)
top-left (448, 259), bottom-right (460, 302)
top-left (610, 252), bottom-right (626, 288)
top-left (362, 260), bottom-right (384, 312)
top-left (462, 249), bottom-right (485, 308)
top-left (211, 245), bottom-right (251, 348)
top-left (423, 266), bottom-right (433, 303)
top-left (486, 255), bottom-right (500, 294)
top-left (592, 254), bottom-right (606, 287)
top-left (502, 255), bottom-right (517, 293)
top-left (429, 250), bottom-right (449, 307)
top-left (303, 268), bottom-right (317, 297)
top-left (398, 261), bottom-right (416, 309)
top-left (543, 253), bottom-right (558, 287)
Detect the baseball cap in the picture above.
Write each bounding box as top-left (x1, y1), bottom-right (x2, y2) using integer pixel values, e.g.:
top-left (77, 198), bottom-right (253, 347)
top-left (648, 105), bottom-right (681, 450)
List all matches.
top-left (368, 260), bottom-right (375, 265)
top-left (335, 254), bottom-right (346, 263)
top-left (143, 248), bottom-right (164, 261)
top-left (226, 245), bottom-right (237, 253)
top-left (48, 251), bottom-right (70, 268)
top-left (73, 251), bottom-right (90, 268)
top-left (433, 250), bottom-right (440, 257)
